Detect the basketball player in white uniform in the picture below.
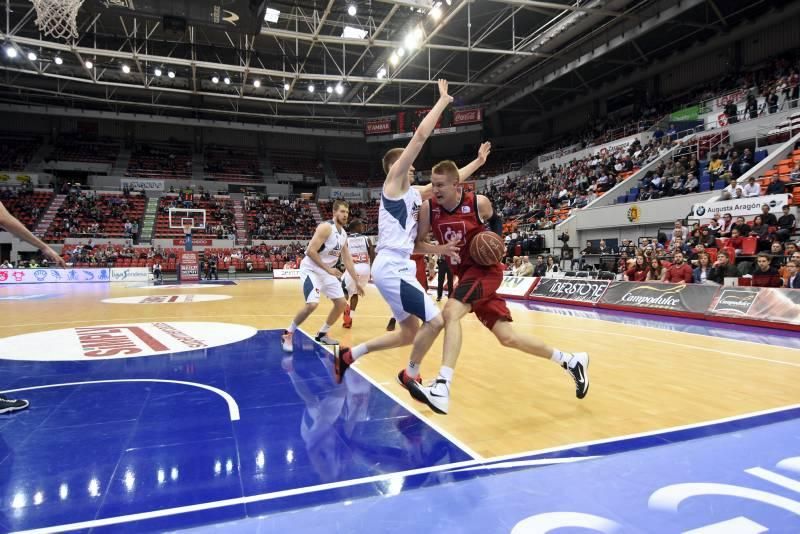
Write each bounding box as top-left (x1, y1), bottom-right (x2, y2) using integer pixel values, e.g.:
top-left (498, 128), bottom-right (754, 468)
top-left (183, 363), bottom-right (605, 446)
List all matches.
top-left (342, 219), bottom-right (374, 329)
top-left (0, 200), bottom-right (65, 414)
top-left (282, 200), bottom-right (365, 352)
top-left (332, 79), bottom-right (492, 390)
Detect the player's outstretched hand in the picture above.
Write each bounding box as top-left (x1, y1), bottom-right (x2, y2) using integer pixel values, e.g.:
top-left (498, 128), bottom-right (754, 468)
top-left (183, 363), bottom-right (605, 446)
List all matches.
top-left (437, 79), bottom-right (454, 105)
top-left (328, 268), bottom-right (343, 280)
top-left (477, 141), bottom-right (492, 164)
top-left (43, 246), bottom-right (66, 268)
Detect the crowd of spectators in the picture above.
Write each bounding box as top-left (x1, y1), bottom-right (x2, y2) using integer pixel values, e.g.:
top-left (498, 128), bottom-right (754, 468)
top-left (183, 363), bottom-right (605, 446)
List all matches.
top-left (483, 137), bottom-right (668, 228)
top-left (246, 197), bottom-right (317, 240)
top-left (570, 212), bottom-right (798, 287)
top-left (49, 187), bottom-right (144, 242)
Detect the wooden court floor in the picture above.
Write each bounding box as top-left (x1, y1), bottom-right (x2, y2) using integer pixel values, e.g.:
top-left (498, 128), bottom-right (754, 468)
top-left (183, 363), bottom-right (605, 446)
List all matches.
top-left (2, 279), bottom-right (799, 459)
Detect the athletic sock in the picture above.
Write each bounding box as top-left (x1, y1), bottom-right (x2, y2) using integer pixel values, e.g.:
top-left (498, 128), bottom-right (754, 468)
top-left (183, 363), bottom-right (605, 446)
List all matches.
top-left (406, 360), bottom-right (420, 378)
top-left (349, 310), bottom-right (356, 318)
top-left (286, 322), bottom-right (297, 334)
top-left (351, 344), bottom-right (368, 360)
top-left (550, 349), bottom-right (569, 365)
top-left (318, 323), bottom-right (331, 335)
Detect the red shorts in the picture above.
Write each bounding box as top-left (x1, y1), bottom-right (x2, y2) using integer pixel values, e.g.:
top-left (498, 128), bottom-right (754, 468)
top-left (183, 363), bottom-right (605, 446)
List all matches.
top-left (451, 265), bottom-right (512, 330)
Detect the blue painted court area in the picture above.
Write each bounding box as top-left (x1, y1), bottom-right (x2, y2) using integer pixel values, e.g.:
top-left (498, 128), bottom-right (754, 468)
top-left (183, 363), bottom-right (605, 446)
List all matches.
top-left (197, 417), bottom-right (800, 533)
top-left (0, 330), bottom-right (470, 533)
top-left (2, 325), bottom-right (800, 532)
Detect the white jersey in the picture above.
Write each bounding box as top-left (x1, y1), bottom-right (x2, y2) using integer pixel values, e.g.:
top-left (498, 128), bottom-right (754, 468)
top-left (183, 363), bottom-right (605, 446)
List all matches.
top-left (347, 234), bottom-right (371, 265)
top-left (300, 221), bottom-right (347, 273)
top-left (376, 187), bottom-right (422, 259)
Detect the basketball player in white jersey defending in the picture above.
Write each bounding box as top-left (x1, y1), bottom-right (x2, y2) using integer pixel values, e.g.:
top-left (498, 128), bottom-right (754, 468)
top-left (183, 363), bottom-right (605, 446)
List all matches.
top-left (282, 200), bottom-right (365, 352)
top-left (342, 219), bottom-right (374, 329)
top-left (332, 79), bottom-right (491, 389)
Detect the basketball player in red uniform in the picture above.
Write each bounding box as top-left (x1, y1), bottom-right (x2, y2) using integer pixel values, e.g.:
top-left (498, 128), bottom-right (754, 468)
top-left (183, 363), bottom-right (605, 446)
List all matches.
top-left (408, 160), bottom-right (590, 414)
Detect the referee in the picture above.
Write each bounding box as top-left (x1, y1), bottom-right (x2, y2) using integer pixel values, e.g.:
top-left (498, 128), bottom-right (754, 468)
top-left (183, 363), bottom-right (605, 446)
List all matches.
top-left (436, 254), bottom-right (453, 302)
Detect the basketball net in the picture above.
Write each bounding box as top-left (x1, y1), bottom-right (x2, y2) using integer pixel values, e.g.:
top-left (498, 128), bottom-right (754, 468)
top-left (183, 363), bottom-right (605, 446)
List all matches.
top-left (30, 0), bottom-right (84, 40)
top-left (182, 222), bottom-right (193, 236)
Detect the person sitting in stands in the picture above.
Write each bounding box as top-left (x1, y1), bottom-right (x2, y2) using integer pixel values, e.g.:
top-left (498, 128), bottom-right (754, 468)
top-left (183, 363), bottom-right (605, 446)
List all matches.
top-left (750, 253), bottom-right (784, 288)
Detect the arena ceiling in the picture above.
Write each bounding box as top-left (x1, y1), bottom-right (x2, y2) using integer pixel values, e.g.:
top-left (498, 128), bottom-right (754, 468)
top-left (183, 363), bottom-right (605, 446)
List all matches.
top-left (0, 0), bottom-right (794, 133)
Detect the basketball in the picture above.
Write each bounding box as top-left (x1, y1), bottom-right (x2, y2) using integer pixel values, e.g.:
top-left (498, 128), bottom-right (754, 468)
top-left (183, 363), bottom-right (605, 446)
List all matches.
top-left (469, 231), bottom-right (505, 266)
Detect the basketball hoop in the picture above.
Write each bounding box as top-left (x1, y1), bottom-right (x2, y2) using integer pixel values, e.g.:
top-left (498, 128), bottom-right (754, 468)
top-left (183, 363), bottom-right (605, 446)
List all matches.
top-left (30, 0), bottom-right (84, 40)
top-left (182, 222), bottom-right (193, 236)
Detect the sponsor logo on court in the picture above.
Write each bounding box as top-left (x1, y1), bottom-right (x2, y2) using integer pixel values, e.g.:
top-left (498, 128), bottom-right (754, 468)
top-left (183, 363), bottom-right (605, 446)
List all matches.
top-left (102, 294), bottom-right (232, 305)
top-left (0, 322), bottom-right (257, 361)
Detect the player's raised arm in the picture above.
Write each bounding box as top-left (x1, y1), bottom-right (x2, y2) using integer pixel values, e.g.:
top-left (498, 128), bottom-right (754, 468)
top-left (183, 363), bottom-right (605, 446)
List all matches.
top-left (305, 223), bottom-right (339, 278)
top-left (414, 199), bottom-right (459, 261)
top-left (0, 200), bottom-right (66, 267)
top-left (384, 79), bottom-right (454, 198)
top-left (417, 141), bottom-right (491, 201)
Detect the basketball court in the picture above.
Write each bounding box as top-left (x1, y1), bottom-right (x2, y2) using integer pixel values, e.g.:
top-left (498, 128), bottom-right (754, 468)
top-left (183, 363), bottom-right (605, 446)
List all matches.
top-left (2, 279), bottom-right (800, 532)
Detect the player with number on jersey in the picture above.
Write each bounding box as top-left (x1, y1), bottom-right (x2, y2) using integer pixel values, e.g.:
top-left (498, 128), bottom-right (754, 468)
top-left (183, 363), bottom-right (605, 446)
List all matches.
top-left (282, 200), bottom-right (365, 352)
top-left (342, 219), bottom-right (374, 329)
top-left (331, 79), bottom-right (493, 393)
top-left (406, 160), bottom-right (590, 414)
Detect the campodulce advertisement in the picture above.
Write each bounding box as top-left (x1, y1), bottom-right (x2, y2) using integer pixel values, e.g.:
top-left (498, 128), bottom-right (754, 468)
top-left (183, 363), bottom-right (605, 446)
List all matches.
top-left (708, 286), bottom-right (800, 326)
top-left (600, 282), bottom-right (718, 315)
top-left (529, 278), bottom-right (610, 304)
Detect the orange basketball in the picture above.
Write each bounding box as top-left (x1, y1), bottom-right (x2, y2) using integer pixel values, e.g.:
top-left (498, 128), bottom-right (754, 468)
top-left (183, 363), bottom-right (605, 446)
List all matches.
top-left (469, 231), bottom-right (505, 266)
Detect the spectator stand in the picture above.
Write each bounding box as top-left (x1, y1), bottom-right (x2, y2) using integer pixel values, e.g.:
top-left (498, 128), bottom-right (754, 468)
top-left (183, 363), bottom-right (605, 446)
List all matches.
top-left (43, 189), bottom-right (146, 243)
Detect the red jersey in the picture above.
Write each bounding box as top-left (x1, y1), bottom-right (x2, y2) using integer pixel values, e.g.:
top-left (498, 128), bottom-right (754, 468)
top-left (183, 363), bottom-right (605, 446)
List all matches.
top-left (430, 191), bottom-right (503, 278)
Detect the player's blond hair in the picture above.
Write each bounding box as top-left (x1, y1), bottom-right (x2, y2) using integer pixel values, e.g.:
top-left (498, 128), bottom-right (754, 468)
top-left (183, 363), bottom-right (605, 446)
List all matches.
top-left (332, 199), bottom-right (349, 212)
top-left (382, 148), bottom-right (404, 174)
top-left (431, 160), bottom-right (459, 182)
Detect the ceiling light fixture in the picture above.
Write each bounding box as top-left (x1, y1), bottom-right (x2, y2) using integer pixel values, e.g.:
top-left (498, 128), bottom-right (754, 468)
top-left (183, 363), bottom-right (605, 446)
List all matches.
top-left (283, 82), bottom-right (290, 91)
top-left (326, 85), bottom-right (333, 94)
top-left (54, 55), bottom-right (63, 65)
top-left (430, 2), bottom-right (442, 20)
top-left (211, 75), bottom-right (219, 83)
top-left (308, 84), bottom-right (315, 93)
top-left (335, 83), bottom-right (344, 95)
top-left (347, 4), bottom-right (357, 17)
top-left (5, 46), bottom-right (16, 59)
top-left (27, 51), bottom-right (37, 61)
top-left (253, 79), bottom-right (261, 88)
top-left (389, 53), bottom-right (399, 66)
top-left (154, 67), bottom-right (162, 76)
top-left (377, 67), bottom-right (387, 79)
top-left (167, 70), bottom-right (175, 78)
top-left (223, 76), bottom-right (230, 84)
top-left (84, 59), bottom-right (93, 69)
top-left (121, 64), bottom-right (130, 74)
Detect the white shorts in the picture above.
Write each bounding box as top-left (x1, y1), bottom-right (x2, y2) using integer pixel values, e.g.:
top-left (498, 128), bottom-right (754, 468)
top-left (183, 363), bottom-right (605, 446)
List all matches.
top-left (343, 263), bottom-right (371, 296)
top-left (372, 253), bottom-right (440, 323)
top-left (300, 266), bottom-right (344, 304)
